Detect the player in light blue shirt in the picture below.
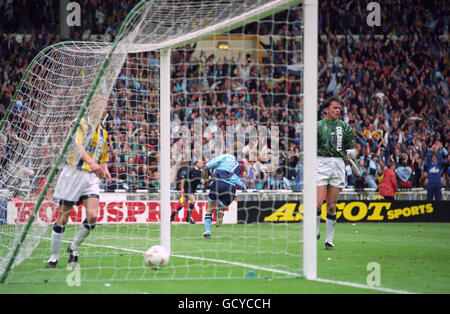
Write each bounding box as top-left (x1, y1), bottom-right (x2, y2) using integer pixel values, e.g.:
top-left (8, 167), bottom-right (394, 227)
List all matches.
top-left (202, 154), bottom-right (246, 239)
top-left (205, 154), bottom-right (247, 189)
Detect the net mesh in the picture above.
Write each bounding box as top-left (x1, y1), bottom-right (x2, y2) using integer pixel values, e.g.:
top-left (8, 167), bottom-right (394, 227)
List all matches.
top-left (0, 0), bottom-right (304, 283)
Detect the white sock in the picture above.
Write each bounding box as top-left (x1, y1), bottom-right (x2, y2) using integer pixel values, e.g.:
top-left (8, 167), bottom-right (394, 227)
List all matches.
top-left (325, 214), bottom-right (336, 244)
top-left (50, 224), bottom-right (65, 260)
top-left (70, 219), bottom-right (95, 251)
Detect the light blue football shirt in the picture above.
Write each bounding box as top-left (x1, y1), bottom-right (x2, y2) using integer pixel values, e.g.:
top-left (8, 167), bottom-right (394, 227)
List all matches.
top-left (205, 154), bottom-right (246, 189)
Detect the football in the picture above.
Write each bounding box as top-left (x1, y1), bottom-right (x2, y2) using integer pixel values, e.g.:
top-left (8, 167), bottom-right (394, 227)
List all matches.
top-left (144, 245), bottom-right (170, 269)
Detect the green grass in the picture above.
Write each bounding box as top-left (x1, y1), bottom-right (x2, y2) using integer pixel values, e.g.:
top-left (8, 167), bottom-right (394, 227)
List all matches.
top-left (0, 223), bottom-right (449, 294)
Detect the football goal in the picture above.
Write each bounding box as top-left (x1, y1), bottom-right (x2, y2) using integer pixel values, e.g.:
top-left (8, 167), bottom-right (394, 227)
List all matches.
top-left (0, 0), bottom-right (318, 284)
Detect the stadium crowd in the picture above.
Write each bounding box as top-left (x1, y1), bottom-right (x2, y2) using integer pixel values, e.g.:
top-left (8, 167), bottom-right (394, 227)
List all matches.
top-left (0, 0), bottom-right (449, 198)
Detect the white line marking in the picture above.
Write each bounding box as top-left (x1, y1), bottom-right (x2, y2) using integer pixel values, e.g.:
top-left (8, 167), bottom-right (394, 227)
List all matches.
top-left (173, 253), bottom-right (302, 277)
top-left (314, 277), bottom-right (414, 294)
top-left (41, 237), bottom-right (415, 293)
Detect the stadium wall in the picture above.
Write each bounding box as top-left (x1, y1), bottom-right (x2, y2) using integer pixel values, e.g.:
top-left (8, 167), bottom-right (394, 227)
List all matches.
top-left (1, 192), bottom-right (449, 224)
top-left (2, 197), bottom-right (237, 225)
top-left (240, 200), bottom-right (450, 223)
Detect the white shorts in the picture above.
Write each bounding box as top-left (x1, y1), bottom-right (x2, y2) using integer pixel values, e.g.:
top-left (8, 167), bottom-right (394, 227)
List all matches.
top-left (316, 156), bottom-right (346, 189)
top-left (53, 166), bottom-right (100, 206)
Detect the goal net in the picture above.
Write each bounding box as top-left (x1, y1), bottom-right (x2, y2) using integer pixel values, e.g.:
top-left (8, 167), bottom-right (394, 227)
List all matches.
top-left (0, 0), bottom-right (308, 284)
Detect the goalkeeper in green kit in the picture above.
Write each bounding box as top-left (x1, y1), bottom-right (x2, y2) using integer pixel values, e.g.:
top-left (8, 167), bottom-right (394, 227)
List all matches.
top-left (316, 96), bottom-right (357, 250)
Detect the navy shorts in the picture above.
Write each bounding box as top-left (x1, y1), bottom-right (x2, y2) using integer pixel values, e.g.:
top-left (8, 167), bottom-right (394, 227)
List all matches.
top-left (208, 179), bottom-right (236, 207)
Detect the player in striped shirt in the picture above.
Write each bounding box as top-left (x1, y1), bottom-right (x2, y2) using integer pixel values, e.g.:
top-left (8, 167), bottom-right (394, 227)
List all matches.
top-left (317, 96), bottom-right (356, 250)
top-left (47, 96), bottom-right (111, 268)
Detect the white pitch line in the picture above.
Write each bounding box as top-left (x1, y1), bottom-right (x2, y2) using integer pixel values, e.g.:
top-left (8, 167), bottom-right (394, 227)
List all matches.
top-left (173, 253), bottom-right (302, 278)
top-left (314, 277), bottom-right (415, 294)
top-left (41, 237), bottom-right (302, 277)
top-left (41, 237), bottom-right (415, 294)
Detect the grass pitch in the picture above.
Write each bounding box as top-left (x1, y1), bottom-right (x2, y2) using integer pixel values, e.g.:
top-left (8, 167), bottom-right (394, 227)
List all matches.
top-left (0, 222), bottom-right (448, 294)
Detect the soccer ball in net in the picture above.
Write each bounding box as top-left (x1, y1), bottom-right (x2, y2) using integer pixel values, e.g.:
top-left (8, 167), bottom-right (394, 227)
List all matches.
top-left (144, 245), bottom-right (170, 269)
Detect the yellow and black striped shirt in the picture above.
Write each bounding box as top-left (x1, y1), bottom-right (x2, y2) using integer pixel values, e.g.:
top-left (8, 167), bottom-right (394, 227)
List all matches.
top-left (67, 117), bottom-right (108, 172)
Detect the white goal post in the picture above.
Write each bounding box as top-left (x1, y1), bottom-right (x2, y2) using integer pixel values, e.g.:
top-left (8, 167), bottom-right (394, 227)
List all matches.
top-left (302, 0), bottom-right (318, 281)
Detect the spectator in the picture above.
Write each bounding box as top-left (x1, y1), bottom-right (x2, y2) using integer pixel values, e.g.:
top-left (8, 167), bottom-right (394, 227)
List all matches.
top-left (426, 142), bottom-right (444, 200)
top-left (0, 1), bottom-right (448, 196)
top-left (354, 159), bottom-right (368, 190)
top-left (376, 163), bottom-right (384, 187)
top-left (345, 160), bottom-right (355, 187)
top-left (379, 162), bottom-right (397, 200)
top-left (365, 154), bottom-right (380, 190)
top-left (126, 169), bottom-right (141, 191)
top-left (265, 171), bottom-right (278, 190)
top-left (254, 173), bottom-right (266, 190)
top-left (444, 154), bottom-right (450, 189)
top-left (275, 170), bottom-right (290, 190)
top-left (150, 172), bottom-right (160, 191)
top-left (395, 153), bottom-right (414, 189)
top-left (293, 160), bottom-right (303, 191)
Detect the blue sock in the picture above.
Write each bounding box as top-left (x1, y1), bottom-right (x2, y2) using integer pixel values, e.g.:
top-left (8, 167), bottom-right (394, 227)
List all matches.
top-left (204, 214), bottom-right (212, 234)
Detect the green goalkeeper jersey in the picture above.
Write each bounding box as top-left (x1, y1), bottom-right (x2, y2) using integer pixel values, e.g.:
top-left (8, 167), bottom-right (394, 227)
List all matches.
top-left (317, 118), bottom-right (356, 158)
